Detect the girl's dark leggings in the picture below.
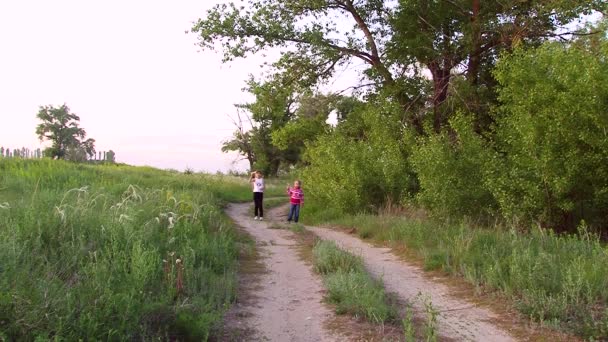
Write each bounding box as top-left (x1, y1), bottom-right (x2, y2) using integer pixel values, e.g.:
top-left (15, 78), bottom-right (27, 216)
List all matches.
top-left (253, 192), bottom-right (264, 217)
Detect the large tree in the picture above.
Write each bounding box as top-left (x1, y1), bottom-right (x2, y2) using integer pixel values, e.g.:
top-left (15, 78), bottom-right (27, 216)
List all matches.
top-left (192, 0), bottom-right (605, 134)
top-left (35, 104), bottom-right (96, 160)
top-left (192, 0), bottom-right (429, 133)
top-left (390, 0), bottom-right (606, 132)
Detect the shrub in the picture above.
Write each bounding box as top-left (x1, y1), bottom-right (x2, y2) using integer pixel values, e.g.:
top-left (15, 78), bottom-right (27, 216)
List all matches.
top-left (489, 41), bottom-right (608, 230)
top-left (411, 114), bottom-right (497, 220)
top-left (302, 101), bottom-right (417, 214)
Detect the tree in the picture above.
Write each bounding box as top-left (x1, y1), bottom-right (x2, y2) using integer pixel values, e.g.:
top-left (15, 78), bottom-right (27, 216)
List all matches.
top-left (390, 0), bottom-right (606, 132)
top-left (486, 40), bottom-right (608, 230)
top-left (192, 0), bottom-right (428, 134)
top-left (193, 0), bottom-right (605, 134)
top-left (106, 150), bottom-right (116, 163)
top-left (221, 111), bottom-right (256, 170)
top-left (35, 104), bottom-right (96, 160)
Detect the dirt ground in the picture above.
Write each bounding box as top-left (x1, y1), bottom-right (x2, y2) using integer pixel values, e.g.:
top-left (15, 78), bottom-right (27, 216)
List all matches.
top-left (222, 202), bottom-right (574, 342)
top-left (222, 203), bottom-right (344, 341)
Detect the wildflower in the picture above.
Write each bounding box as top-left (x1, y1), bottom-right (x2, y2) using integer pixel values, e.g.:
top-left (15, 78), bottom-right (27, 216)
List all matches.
top-left (168, 216), bottom-right (175, 229)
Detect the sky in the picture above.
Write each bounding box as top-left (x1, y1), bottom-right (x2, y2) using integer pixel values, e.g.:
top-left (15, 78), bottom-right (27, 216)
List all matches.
top-left (0, 0), bottom-right (282, 172)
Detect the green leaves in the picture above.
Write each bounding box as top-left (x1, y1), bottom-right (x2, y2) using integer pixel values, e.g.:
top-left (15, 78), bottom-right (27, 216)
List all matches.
top-left (490, 41), bottom-right (608, 229)
top-left (35, 104), bottom-right (96, 161)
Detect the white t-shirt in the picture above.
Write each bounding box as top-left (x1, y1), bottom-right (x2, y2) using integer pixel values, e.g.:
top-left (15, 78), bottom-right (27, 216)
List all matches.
top-left (253, 178), bottom-right (265, 192)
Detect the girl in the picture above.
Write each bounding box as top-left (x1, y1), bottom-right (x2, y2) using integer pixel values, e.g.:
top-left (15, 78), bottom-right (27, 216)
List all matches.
top-left (250, 171), bottom-right (265, 220)
top-left (286, 180), bottom-right (304, 223)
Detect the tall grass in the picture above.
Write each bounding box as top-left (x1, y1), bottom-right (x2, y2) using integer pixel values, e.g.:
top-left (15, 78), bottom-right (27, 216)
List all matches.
top-left (312, 241), bottom-right (397, 324)
top-left (0, 159), bottom-right (252, 340)
top-left (305, 206), bottom-right (608, 339)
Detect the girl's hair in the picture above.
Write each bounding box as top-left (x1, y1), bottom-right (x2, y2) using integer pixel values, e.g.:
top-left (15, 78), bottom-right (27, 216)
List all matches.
top-left (255, 171), bottom-right (263, 177)
top-left (295, 179), bottom-right (302, 185)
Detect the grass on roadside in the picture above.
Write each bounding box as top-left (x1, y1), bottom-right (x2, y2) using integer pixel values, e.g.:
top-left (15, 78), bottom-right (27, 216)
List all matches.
top-left (0, 159), bottom-right (253, 341)
top-left (312, 240), bottom-right (397, 325)
top-left (304, 203), bottom-right (608, 339)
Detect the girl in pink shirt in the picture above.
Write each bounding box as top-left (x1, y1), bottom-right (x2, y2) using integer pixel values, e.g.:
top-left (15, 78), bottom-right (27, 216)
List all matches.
top-left (286, 180), bottom-right (304, 223)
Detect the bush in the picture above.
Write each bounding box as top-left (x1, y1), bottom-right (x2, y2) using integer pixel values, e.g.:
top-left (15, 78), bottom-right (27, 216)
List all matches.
top-left (489, 41), bottom-right (608, 230)
top-left (302, 101), bottom-right (417, 214)
top-left (411, 114), bottom-right (497, 220)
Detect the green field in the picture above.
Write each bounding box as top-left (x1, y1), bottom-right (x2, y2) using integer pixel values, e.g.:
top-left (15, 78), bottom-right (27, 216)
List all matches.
top-left (0, 159), bottom-right (253, 340)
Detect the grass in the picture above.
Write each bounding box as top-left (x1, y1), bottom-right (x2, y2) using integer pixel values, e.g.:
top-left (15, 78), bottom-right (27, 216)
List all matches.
top-left (304, 203), bottom-right (608, 340)
top-left (312, 240), bottom-right (397, 325)
top-left (0, 159), bottom-right (253, 341)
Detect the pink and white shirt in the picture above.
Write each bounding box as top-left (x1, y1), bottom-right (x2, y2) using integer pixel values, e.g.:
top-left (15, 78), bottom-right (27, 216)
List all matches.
top-left (287, 187), bottom-right (304, 204)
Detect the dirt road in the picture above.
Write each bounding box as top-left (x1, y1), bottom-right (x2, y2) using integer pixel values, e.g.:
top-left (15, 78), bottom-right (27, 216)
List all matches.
top-left (223, 203), bottom-right (343, 342)
top-left (223, 202), bottom-right (569, 341)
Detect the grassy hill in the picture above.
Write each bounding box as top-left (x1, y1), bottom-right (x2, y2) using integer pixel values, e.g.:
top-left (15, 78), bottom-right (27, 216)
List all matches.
top-left (0, 159), bottom-right (253, 340)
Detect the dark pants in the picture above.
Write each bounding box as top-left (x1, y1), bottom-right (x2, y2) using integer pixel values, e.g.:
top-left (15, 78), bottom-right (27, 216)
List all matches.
top-left (287, 203), bottom-right (300, 223)
top-left (253, 192), bottom-right (264, 217)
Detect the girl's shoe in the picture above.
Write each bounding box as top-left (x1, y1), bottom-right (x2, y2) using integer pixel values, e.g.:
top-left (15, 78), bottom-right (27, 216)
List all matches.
top-left (259, 217), bottom-right (264, 221)
top-left (254, 216), bottom-right (259, 220)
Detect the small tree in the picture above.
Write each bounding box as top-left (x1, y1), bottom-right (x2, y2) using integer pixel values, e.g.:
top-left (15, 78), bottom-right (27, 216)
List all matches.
top-left (35, 104), bottom-right (96, 160)
top-left (106, 150), bottom-right (116, 163)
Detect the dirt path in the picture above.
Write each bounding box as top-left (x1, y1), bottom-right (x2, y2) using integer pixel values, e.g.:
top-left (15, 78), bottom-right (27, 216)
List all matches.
top-left (223, 203), bottom-right (343, 342)
top-left (268, 205), bottom-right (525, 342)
top-left (225, 202), bottom-right (569, 341)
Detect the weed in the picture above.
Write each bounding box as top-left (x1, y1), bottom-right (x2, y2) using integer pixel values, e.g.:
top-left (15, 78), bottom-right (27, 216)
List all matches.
top-left (422, 296), bottom-right (438, 342)
top-left (313, 240), bottom-right (363, 274)
top-left (312, 241), bottom-right (397, 325)
top-left (0, 159), bottom-right (252, 340)
top-left (402, 305), bottom-right (416, 342)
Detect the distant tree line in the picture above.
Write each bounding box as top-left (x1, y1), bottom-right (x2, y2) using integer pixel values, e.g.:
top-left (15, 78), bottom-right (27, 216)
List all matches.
top-left (0, 146), bottom-right (115, 162)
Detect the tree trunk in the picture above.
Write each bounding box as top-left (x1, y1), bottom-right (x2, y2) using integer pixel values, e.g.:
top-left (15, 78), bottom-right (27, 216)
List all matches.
top-left (429, 64), bottom-right (451, 133)
top-left (467, 0), bottom-right (482, 85)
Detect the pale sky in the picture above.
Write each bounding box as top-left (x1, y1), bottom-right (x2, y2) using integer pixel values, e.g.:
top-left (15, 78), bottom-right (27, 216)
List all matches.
top-left (0, 0), bottom-right (280, 172)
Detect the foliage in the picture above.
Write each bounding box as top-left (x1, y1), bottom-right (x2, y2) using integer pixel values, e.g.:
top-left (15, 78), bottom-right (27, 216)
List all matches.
top-left (0, 159), bottom-right (253, 340)
top-left (410, 114), bottom-right (496, 220)
top-left (489, 41), bottom-right (608, 230)
top-left (302, 100), bottom-right (417, 213)
top-left (390, 0), bottom-right (605, 130)
top-left (35, 104), bottom-right (96, 161)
